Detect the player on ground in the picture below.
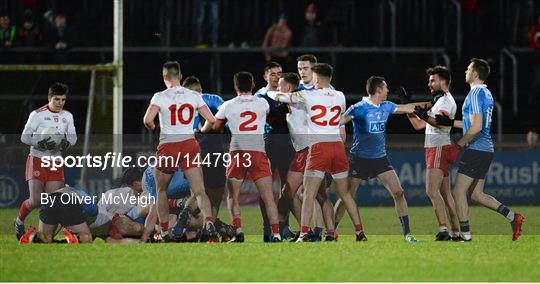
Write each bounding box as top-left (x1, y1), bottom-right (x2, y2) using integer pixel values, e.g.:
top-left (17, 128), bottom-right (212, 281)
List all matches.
top-left (405, 66), bottom-right (460, 241)
top-left (337, 76), bottom-right (419, 243)
top-left (254, 61), bottom-right (296, 241)
top-left (19, 186), bottom-right (93, 244)
top-left (268, 63), bottom-right (364, 242)
top-left (89, 168), bottom-right (146, 241)
top-left (212, 72), bottom-right (282, 242)
top-left (278, 72), bottom-right (337, 241)
top-left (182, 76), bottom-right (226, 220)
top-left (436, 59), bottom-right (524, 241)
top-left (143, 61), bottom-right (218, 242)
top-left (15, 82), bottom-right (77, 240)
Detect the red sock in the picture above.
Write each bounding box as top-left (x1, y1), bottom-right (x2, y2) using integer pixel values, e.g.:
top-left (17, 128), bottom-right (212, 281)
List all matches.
top-left (439, 223), bottom-right (447, 227)
top-left (300, 226), bottom-right (310, 234)
top-left (204, 216), bottom-right (214, 224)
top-left (232, 216), bottom-right (242, 229)
top-left (354, 224), bottom-right (363, 232)
top-left (167, 199), bottom-right (177, 208)
top-left (271, 223), bottom-right (279, 235)
top-left (326, 230), bottom-right (335, 236)
top-left (18, 200), bottom-right (32, 222)
top-left (160, 222), bottom-right (169, 232)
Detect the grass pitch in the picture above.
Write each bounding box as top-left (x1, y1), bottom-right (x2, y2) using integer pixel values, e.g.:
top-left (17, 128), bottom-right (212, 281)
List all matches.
top-left (1, 206), bottom-right (539, 282)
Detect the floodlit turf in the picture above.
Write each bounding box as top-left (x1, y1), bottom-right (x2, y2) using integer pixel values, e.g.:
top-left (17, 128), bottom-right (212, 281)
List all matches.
top-left (1, 206), bottom-right (539, 281)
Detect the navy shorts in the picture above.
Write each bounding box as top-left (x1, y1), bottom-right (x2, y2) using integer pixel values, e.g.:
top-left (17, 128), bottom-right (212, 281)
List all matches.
top-left (349, 155), bottom-right (393, 180)
top-left (457, 149), bottom-right (494, 179)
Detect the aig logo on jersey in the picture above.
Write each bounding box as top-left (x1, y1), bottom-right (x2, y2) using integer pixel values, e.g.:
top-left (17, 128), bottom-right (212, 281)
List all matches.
top-left (369, 121), bottom-right (386, 133)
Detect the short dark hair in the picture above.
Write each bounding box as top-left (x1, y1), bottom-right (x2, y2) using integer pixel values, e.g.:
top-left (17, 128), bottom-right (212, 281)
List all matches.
top-left (182, 75), bottom-right (201, 88)
top-left (470, 58), bottom-right (490, 81)
top-left (296, 54), bottom-right (317, 65)
top-left (234, 72), bottom-right (254, 92)
top-left (311, 63), bottom-right (333, 79)
top-left (264, 61), bottom-right (282, 73)
top-left (163, 61), bottom-right (181, 80)
top-left (366, 76), bottom-right (386, 95)
top-left (280, 72), bottom-right (300, 87)
top-left (122, 168), bottom-right (142, 186)
top-left (426, 65), bottom-right (451, 86)
top-left (48, 82), bottom-right (69, 97)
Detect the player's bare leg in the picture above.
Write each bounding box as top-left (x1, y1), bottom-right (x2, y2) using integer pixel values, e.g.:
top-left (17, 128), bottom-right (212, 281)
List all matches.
top-left (255, 176), bottom-right (282, 241)
top-left (453, 173), bottom-right (476, 240)
top-left (278, 171), bottom-right (302, 225)
top-left (440, 176), bottom-right (460, 238)
top-left (183, 167), bottom-right (213, 219)
top-left (15, 179), bottom-right (59, 239)
top-left (333, 177), bottom-right (365, 240)
top-left (114, 215), bottom-right (144, 237)
top-left (36, 222), bottom-right (57, 243)
top-left (470, 179), bottom-right (524, 240)
top-left (298, 173), bottom-right (323, 241)
top-left (316, 189), bottom-right (336, 240)
top-left (154, 168), bottom-right (173, 236)
top-left (227, 177), bottom-right (243, 238)
top-left (377, 170), bottom-right (417, 242)
top-left (425, 168), bottom-right (449, 240)
top-left (334, 177), bottom-right (361, 230)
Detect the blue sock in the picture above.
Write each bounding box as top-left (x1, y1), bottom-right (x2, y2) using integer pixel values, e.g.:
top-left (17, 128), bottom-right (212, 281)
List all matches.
top-left (460, 220), bottom-right (470, 232)
top-left (399, 215), bottom-right (411, 236)
top-left (313, 227), bottom-right (323, 237)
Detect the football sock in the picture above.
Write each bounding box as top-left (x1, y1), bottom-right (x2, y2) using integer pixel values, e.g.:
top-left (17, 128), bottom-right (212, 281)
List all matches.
top-left (300, 226), bottom-right (310, 236)
top-left (354, 224), bottom-right (364, 235)
top-left (459, 220), bottom-right (470, 235)
top-left (271, 223), bottom-right (280, 238)
top-left (313, 226), bottom-right (323, 237)
top-left (233, 216), bottom-right (242, 234)
top-left (496, 204), bottom-right (515, 222)
top-left (160, 222), bottom-right (169, 233)
top-left (399, 215), bottom-right (411, 236)
top-left (439, 224), bottom-right (448, 232)
top-left (18, 200), bottom-right (31, 222)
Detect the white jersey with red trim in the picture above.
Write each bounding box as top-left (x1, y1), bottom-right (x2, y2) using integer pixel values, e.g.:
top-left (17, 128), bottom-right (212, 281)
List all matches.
top-left (425, 92), bottom-right (457, 147)
top-left (21, 105), bottom-right (77, 158)
top-left (286, 103), bottom-right (309, 152)
top-left (150, 86), bottom-right (208, 143)
top-left (215, 95), bottom-right (269, 152)
top-left (269, 87), bottom-right (345, 146)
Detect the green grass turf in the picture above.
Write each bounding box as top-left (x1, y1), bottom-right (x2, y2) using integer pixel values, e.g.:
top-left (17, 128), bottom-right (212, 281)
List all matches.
top-left (1, 206), bottom-right (539, 282)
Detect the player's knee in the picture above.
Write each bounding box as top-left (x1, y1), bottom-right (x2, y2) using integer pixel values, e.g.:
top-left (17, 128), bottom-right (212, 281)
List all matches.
top-left (78, 233), bottom-right (93, 243)
top-left (393, 188), bottom-right (405, 199)
top-left (425, 186), bottom-right (439, 199)
top-left (470, 192), bottom-right (483, 204)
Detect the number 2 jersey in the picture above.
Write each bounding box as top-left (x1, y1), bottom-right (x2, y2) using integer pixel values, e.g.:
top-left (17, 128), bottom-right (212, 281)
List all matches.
top-left (462, 84), bottom-right (494, 153)
top-left (150, 86), bottom-right (209, 144)
top-left (214, 95), bottom-right (269, 152)
top-left (344, 97), bottom-right (397, 159)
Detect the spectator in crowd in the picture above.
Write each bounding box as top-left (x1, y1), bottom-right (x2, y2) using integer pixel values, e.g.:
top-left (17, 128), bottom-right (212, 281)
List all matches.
top-left (46, 13), bottom-right (72, 63)
top-left (17, 10), bottom-right (42, 47)
top-left (0, 13), bottom-right (16, 48)
top-left (195, 0), bottom-right (220, 48)
top-left (525, 16), bottom-right (540, 148)
top-left (301, 3), bottom-right (321, 47)
top-left (262, 13), bottom-right (292, 62)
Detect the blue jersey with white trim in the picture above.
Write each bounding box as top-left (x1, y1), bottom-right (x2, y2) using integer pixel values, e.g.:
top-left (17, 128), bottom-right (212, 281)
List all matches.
top-left (299, 82), bottom-right (316, 91)
top-left (193, 93), bottom-right (224, 153)
top-left (345, 97), bottom-right (397, 159)
top-left (69, 187), bottom-right (98, 218)
top-left (143, 166), bottom-right (190, 199)
top-left (462, 84), bottom-right (494, 152)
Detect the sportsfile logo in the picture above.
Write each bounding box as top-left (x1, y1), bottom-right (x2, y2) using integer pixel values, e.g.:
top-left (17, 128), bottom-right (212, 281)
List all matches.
top-left (369, 121), bottom-right (386, 133)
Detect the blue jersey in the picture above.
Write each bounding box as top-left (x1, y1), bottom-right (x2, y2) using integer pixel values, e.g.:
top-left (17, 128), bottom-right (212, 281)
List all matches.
top-left (462, 85), bottom-right (494, 152)
top-left (255, 86), bottom-right (290, 144)
top-left (299, 82), bottom-right (316, 91)
top-left (143, 166), bottom-right (190, 199)
top-left (69, 187), bottom-right (98, 218)
top-left (194, 93), bottom-right (224, 153)
top-left (345, 97), bottom-right (398, 159)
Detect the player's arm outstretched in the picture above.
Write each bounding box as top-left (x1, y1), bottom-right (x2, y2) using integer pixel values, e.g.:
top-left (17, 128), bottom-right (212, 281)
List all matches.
top-left (267, 90), bottom-right (306, 104)
top-left (435, 113), bottom-right (463, 129)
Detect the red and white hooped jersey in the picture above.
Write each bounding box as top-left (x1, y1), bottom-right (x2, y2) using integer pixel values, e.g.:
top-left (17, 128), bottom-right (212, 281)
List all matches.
top-left (269, 87), bottom-right (345, 146)
top-left (150, 86), bottom-right (208, 143)
top-left (215, 95), bottom-right (269, 152)
top-left (425, 92), bottom-right (456, 148)
top-left (21, 104), bottom-right (77, 158)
